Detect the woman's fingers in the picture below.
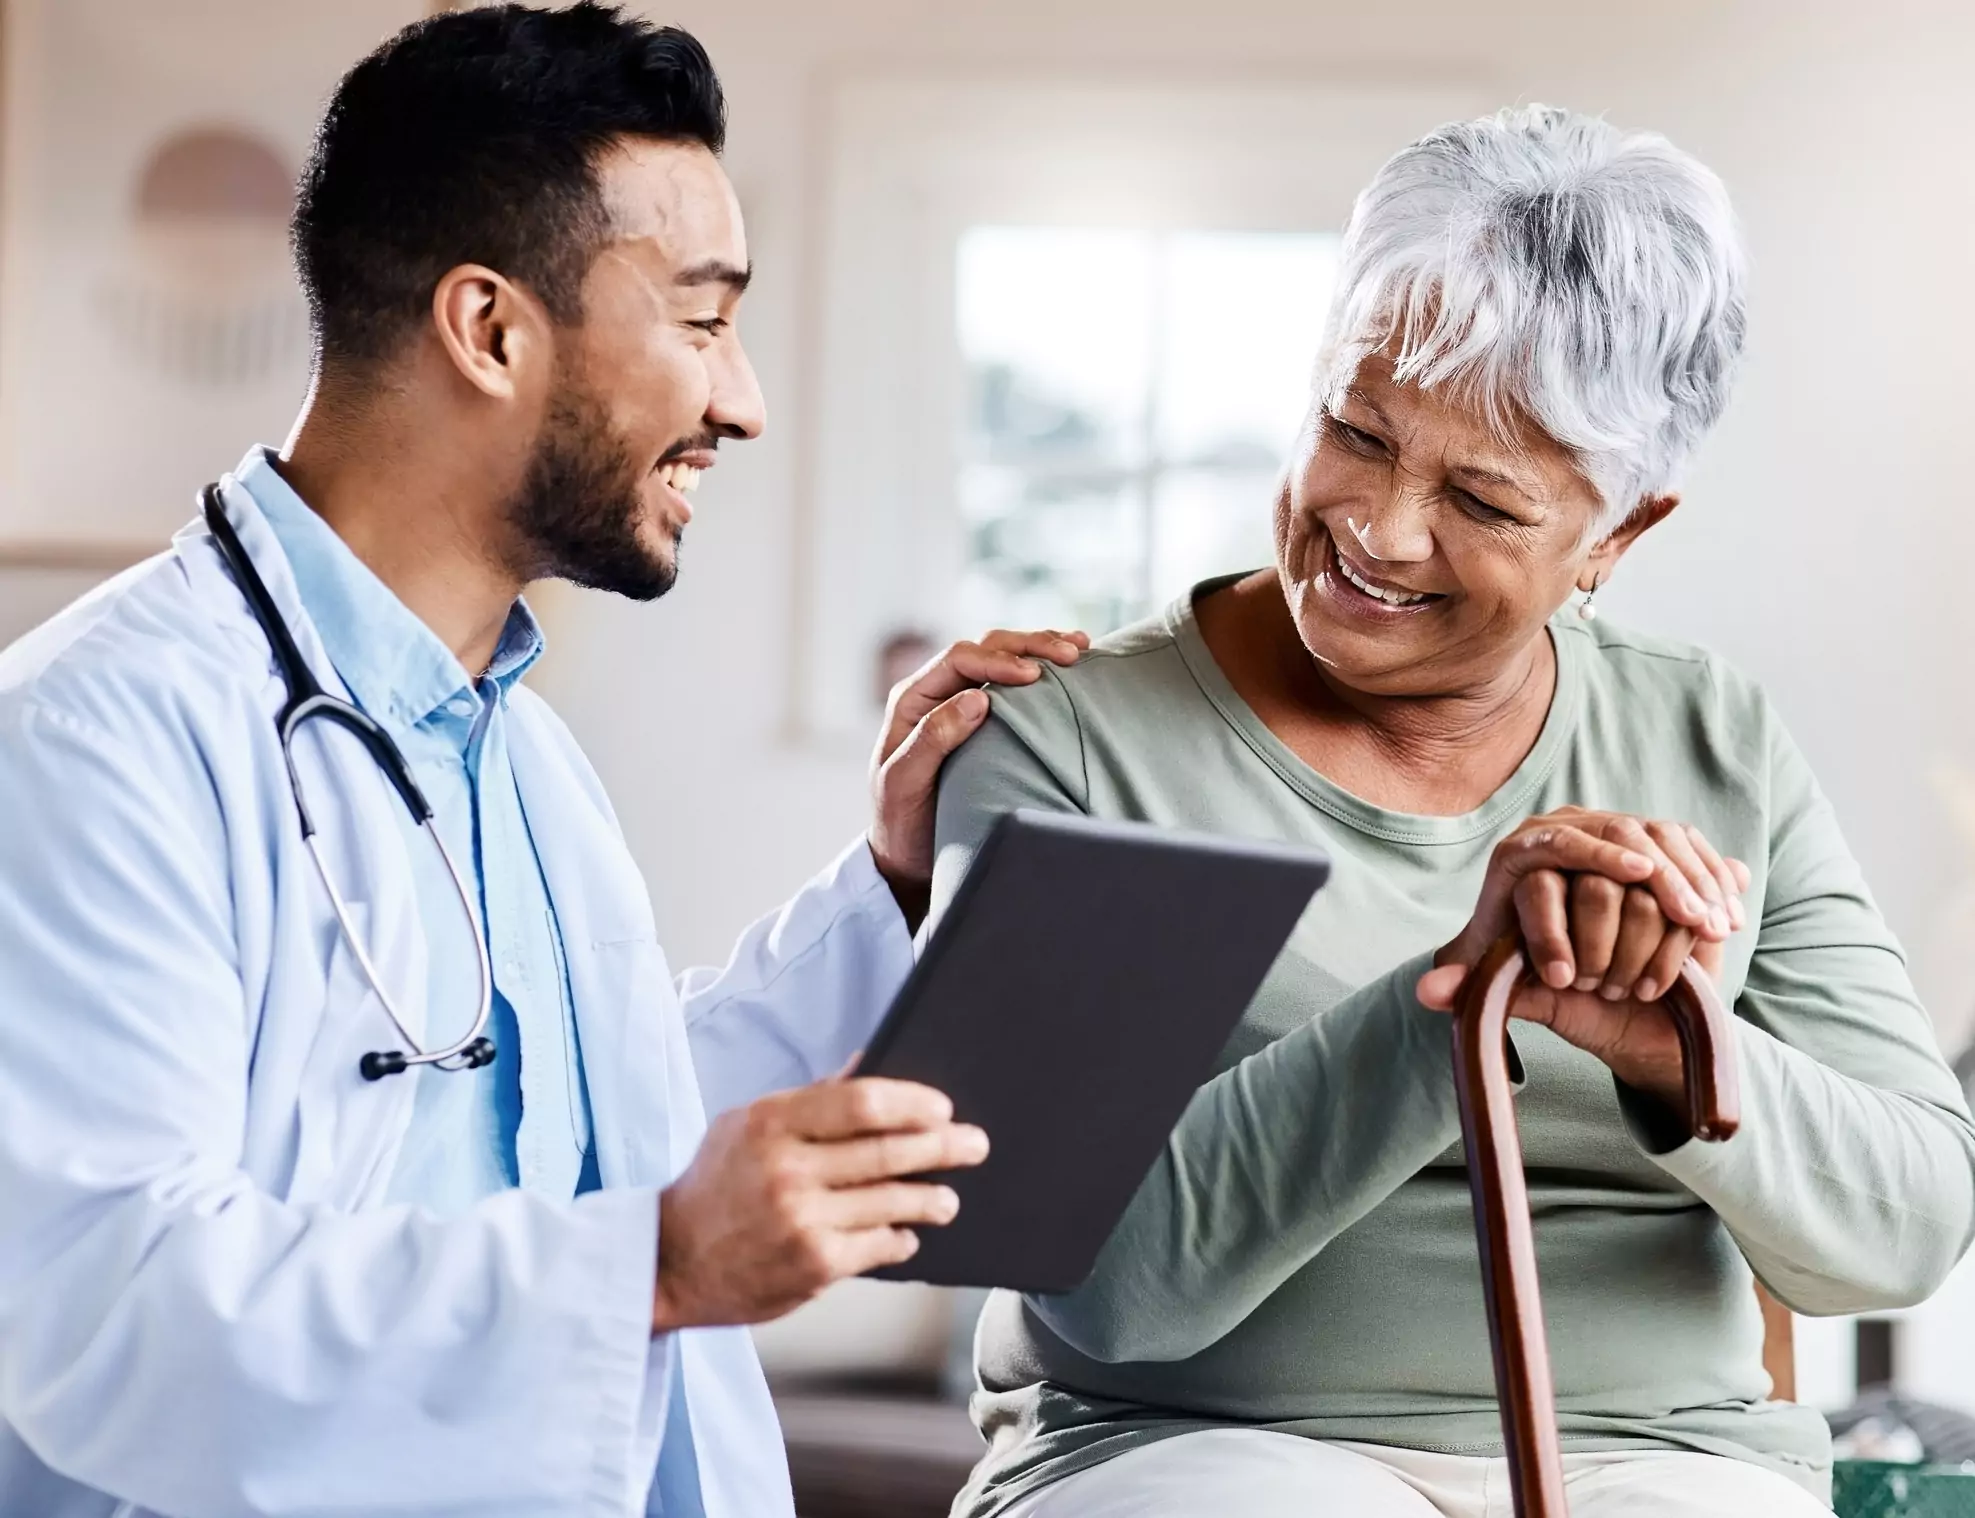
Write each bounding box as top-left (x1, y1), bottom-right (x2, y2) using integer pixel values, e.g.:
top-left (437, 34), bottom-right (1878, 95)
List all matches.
top-left (1445, 824), bottom-right (1654, 971)
top-left (1603, 818), bottom-right (1718, 937)
top-left (1646, 821), bottom-right (1731, 938)
top-left (1494, 825), bottom-right (1656, 888)
top-left (1602, 886), bottom-right (1668, 998)
top-left (1681, 825), bottom-right (1746, 931)
top-left (1568, 873), bottom-right (1625, 992)
top-left (1635, 922), bottom-right (1696, 1003)
top-left (1513, 870), bottom-right (1575, 988)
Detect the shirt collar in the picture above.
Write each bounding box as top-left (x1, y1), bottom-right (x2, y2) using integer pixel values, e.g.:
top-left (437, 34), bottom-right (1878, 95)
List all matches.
top-left (234, 445), bottom-right (545, 731)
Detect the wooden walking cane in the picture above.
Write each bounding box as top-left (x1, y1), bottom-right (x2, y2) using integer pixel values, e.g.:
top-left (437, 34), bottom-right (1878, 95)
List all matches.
top-left (1452, 938), bottom-right (1742, 1518)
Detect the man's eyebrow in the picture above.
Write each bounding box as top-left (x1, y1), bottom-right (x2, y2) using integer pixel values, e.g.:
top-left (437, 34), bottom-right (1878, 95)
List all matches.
top-left (675, 259), bottom-right (753, 294)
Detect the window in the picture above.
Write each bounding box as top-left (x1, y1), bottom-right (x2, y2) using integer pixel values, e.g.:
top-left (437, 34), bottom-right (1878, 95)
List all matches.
top-left (954, 227), bottom-right (1341, 636)
top-left (794, 75), bottom-right (1483, 736)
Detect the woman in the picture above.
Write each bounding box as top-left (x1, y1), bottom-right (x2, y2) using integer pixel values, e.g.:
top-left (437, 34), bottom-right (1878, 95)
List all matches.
top-left (929, 106), bottom-right (1975, 1517)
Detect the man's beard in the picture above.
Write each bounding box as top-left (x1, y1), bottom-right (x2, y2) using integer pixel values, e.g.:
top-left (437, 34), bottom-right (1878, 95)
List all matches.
top-left (505, 377), bottom-right (679, 602)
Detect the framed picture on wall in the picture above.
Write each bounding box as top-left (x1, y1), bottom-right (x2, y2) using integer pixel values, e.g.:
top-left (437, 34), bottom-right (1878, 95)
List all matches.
top-left (0, 0), bottom-right (420, 582)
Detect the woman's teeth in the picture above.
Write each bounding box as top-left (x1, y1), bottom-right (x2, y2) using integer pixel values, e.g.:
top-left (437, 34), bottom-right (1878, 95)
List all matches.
top-left (657, 462), bottom-right (703, 493)
top-left (1338, 554), bottom-right (1429, 606)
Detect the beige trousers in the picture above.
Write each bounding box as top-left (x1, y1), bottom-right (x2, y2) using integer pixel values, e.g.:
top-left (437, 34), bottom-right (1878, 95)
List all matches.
top-left (999, 1428), bottom-right (1828, 1516)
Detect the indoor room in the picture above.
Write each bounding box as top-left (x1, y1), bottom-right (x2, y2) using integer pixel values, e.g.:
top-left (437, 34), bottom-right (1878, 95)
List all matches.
top-left (1, 2), bottom-right (1971, 1516)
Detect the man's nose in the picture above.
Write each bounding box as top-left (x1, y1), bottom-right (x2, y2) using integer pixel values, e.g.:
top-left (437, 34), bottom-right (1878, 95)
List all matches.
top-left (706, 337), bottom-right (766, 441)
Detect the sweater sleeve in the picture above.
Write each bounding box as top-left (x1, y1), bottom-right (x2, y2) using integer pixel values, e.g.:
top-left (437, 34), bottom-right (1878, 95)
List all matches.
top-left (1619, 706), bottom-right (1975, 1315)
top-left (931, 680), bottom-right (1491, 1363)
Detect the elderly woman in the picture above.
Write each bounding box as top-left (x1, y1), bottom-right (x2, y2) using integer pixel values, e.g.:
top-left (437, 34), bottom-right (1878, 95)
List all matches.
top-left (929, 106), bottom-right (1975, 1517)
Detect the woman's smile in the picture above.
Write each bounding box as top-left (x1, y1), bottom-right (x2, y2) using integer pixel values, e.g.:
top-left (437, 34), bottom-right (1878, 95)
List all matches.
top-left (1312, 528), bottom-right (1447, 621)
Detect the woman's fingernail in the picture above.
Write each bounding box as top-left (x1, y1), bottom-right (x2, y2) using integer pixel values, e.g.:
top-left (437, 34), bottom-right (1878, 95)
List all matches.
top-left (1545, 959), bottom-right (1573, 988)
top-left (1575, 975), bottom-right (1600, 992)
top-left (1600, 984), bottom-right (1626, 1001)
top-left (1636, 977), bottom-right (1659, 1001)
top-left (956, 689), bottom-right (989, 719)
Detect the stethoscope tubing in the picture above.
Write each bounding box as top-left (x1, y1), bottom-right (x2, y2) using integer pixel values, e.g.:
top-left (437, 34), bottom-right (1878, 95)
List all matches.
top-left (201, 481), bottom-right (496, 1081)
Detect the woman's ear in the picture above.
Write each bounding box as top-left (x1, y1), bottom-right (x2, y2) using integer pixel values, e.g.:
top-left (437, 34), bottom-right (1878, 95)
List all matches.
top-left (1583, 494), bottom-right (1679, 586)
top-left (429, 263), bottom-right (552, 402)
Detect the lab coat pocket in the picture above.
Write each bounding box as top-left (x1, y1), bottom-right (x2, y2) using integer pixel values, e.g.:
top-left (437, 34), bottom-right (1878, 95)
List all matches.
top-left (290, 901), bottom-right (418, 1208)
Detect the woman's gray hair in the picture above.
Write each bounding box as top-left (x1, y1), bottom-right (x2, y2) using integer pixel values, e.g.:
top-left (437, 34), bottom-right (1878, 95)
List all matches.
top-left (1318, 104), bottom-right (1748, 532)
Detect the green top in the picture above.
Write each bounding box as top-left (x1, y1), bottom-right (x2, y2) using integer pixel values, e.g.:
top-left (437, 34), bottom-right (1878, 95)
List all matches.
top-left (928, 583), bottom-right (1975, 1516)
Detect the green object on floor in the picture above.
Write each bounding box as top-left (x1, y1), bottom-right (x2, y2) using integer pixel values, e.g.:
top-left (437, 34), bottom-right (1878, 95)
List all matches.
top-left (1833, 1461), bottom-right (1975, 1518)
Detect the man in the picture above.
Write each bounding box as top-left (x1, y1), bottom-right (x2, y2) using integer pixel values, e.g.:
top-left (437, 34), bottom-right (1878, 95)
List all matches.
top-left (0, 7), bottom-right (1083, 1515)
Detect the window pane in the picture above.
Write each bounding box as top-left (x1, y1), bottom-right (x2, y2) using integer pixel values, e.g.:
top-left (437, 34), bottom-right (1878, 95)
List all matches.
top-left (955, 464), bottom-right (1145, 637)
top-left (953, 225), bottom-right (1338, 638)
top-left (1155, 232), bottom-right (1340, 467)
top-left (957, 228), bottom-right (1154, 470)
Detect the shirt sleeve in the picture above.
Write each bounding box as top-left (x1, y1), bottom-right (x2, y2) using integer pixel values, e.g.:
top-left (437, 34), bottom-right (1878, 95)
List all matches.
top-left (929, 680), bottom-right (1486, 1364)
top-left (679, 837), bottom-right (916, 1119)
top-left (0, 697), bottom-right (671, 1518)
top-left (1617, 704), bottom-right (1975, 1315)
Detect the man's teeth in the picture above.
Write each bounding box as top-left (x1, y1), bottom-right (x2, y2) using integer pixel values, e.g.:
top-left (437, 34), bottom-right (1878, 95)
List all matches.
top-left (1338, 555), bottom-right (1428, 605)
top-left (658, 463), bottom-right (703, 493)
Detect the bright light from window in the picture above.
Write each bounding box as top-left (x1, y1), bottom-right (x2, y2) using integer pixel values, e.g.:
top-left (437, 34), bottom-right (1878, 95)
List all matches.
top-left (955, 226), bottom-right (1340, 637)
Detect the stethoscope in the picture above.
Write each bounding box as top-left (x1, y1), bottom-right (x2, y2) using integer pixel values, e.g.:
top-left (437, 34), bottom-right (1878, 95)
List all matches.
top-left (202, 483), bottom-right (496, 1082)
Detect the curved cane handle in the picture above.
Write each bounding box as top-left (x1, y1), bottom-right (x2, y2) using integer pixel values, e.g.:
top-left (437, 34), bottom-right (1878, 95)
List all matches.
top-left (1452, 938), bottom-right (1740, 1518)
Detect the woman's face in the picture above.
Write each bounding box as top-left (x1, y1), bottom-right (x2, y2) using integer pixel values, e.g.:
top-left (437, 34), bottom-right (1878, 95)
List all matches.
top-left (1276, 351), bottom-right (1634, 698)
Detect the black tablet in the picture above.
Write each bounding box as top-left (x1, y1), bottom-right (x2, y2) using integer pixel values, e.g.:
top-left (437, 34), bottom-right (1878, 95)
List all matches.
top-left (853, 808), bottom-right (1329, 1293)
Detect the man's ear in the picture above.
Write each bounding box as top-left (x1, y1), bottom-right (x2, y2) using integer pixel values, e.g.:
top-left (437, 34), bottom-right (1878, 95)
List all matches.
top-left (1583, 493), bottom-right (1679, 586)
top-left (429, 264), bottom-right (551, 401)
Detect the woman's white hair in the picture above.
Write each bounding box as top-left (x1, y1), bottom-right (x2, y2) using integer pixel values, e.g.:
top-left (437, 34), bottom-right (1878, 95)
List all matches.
top-left (1318, 104), bottom-right (1748, 533)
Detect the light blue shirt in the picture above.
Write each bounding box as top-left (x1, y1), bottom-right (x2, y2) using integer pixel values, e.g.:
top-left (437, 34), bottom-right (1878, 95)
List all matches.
top-left (242, 449), bottom-right (597, 1211)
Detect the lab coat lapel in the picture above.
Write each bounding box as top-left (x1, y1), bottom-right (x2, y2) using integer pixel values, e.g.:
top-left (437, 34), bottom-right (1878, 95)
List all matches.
top-left (506, 710), bottom-right (677, 1190)
top-left (176, 479), bottom-right (427, 1207)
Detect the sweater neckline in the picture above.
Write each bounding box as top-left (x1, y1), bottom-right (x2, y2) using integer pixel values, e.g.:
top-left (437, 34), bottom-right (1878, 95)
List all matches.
top-left (1167, 575), bottom-right (1584, 847)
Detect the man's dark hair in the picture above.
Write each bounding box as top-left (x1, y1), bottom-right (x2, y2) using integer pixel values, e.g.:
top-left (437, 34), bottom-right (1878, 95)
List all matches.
top-left (293, 3), bottom-right (726, 365)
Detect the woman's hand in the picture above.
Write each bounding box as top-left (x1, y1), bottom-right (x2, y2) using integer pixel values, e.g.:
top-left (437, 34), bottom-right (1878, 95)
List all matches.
top-left (1415, 807), bottom-right (1750, 1105)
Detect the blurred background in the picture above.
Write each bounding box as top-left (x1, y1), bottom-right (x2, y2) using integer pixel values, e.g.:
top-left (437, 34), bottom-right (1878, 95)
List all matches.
top-left (3, 0), bottom-right (1973, 1512)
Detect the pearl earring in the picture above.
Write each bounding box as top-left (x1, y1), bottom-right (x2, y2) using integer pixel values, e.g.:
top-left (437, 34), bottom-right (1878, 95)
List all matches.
top-left (1577, 574), bottom-right (1603, 622)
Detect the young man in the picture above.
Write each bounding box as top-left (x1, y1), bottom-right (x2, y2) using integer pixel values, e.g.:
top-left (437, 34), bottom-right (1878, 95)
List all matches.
top-left (0, 7), bottom-right (1081, 1515)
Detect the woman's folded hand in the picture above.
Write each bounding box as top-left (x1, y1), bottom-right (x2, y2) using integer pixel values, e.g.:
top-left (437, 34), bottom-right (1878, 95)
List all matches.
top-left (1415, 807), bottom-right (1751, 1106)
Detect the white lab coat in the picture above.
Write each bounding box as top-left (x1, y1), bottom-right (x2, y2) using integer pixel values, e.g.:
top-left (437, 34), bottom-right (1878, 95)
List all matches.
top-left (0, 474), bottom-right (915, 1517)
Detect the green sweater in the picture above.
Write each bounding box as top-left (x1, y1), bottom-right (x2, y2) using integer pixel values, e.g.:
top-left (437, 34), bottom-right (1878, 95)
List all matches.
top-left (928, 585), bottom-right (1975, 1516)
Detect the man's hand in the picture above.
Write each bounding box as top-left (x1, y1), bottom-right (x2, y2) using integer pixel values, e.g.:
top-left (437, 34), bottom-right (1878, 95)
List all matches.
top-left (867, 629), bottom-right (1087, 929)
top-left (651, 1077), bottom-right (989, 1333)
top-left (1415, 807), bottom-right (1751, 1106)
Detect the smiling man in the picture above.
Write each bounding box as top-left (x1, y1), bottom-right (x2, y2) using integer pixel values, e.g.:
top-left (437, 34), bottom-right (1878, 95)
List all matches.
top-left (0, 7), bottom-right (1086, 1517)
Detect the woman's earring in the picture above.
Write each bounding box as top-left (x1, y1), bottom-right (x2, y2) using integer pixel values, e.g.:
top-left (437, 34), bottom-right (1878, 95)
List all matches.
top-left (1577, 573), bottom-right (1603, 622)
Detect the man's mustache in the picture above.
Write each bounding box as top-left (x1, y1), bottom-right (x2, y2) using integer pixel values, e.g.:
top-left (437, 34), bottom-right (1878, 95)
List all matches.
top-left (657, 433), bottom-right (722, 464)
